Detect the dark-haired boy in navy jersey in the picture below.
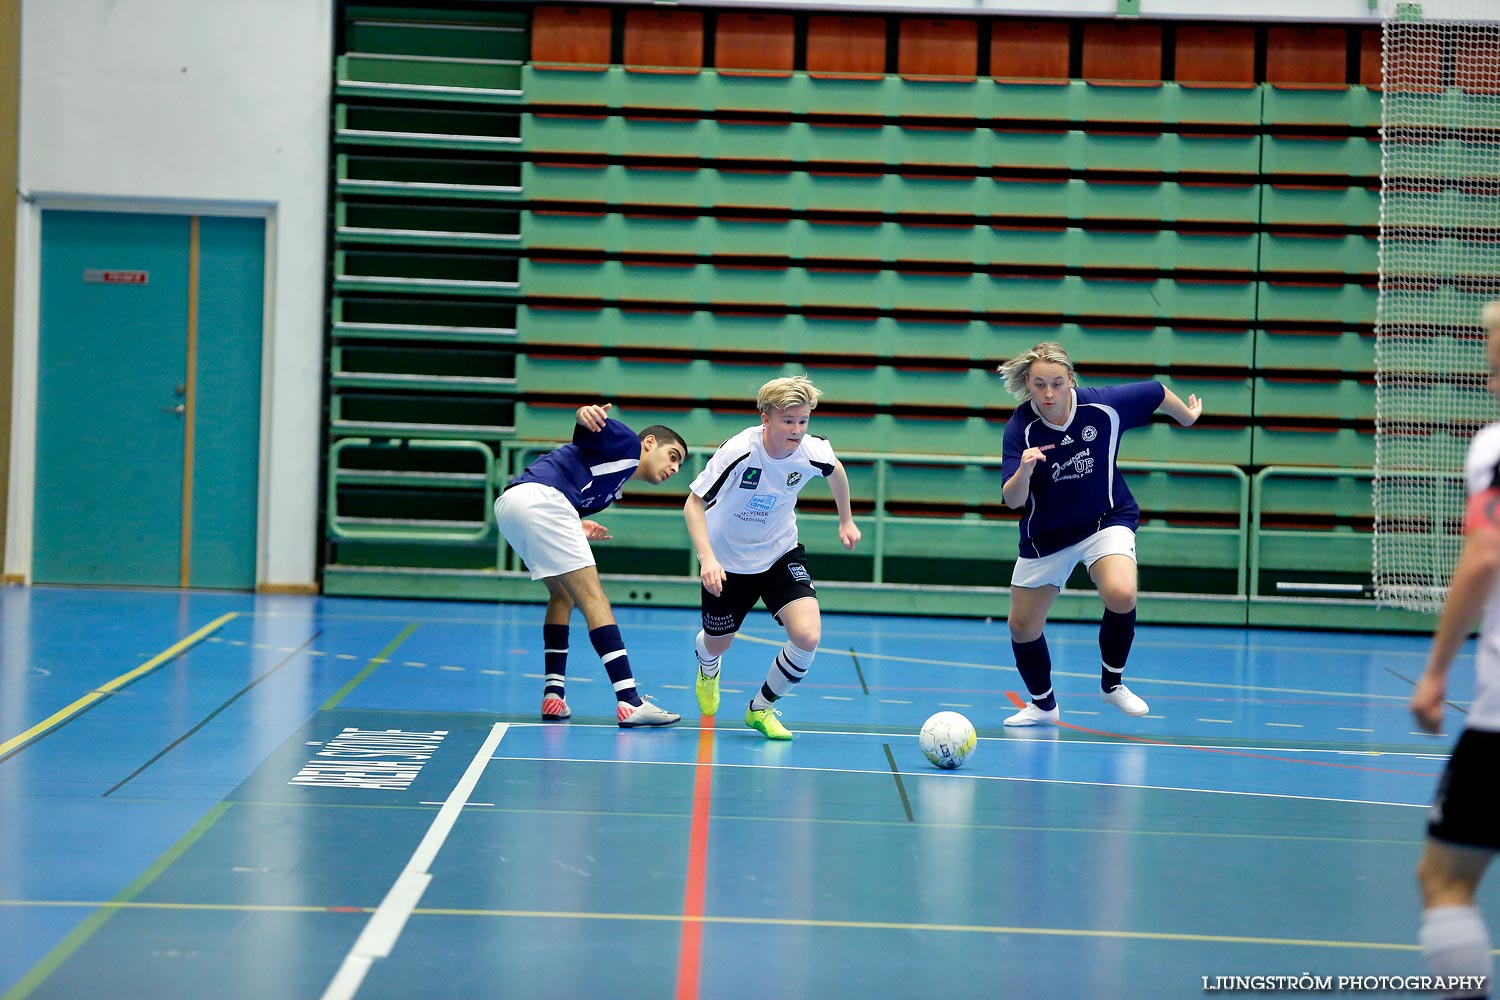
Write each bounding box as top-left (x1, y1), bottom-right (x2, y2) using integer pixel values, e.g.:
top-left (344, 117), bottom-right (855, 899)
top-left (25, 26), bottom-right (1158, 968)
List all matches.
top-left (494, 403), bottom-right (688, 727)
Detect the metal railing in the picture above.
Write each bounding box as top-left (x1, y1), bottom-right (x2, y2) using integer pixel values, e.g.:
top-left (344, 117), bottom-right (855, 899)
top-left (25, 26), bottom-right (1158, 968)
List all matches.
top-left (329, 439), bottom-right (1251, 591)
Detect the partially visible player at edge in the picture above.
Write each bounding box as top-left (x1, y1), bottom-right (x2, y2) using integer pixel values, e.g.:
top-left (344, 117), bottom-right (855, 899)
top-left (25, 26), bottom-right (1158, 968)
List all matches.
top-left (493, 403), bottom-right (687, 727)
top-left (996, 342), bottom-right (1202, 727)
top-left (684, 376), bottom-right (860, 740)
top-left (1409, 302), bottom-right (1500, 1000)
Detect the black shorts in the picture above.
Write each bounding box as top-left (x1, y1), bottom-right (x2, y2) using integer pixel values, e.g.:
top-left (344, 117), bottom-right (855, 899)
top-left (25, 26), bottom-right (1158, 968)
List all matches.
top-left (1428, 728), bottom-right (1500, 850)
top-left (701, 545), bottom-right (817, 636)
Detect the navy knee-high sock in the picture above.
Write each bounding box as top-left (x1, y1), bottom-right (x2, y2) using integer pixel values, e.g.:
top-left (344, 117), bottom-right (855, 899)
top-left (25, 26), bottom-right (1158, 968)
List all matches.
top-left (543, 623), bottom-right (569, 700)
top-left (1011, 635), bottom-right (1055, 711)
top-left (1100, 608), bottom-right (1136, 692)
top-left (589, 624), bottom-right (642, 707)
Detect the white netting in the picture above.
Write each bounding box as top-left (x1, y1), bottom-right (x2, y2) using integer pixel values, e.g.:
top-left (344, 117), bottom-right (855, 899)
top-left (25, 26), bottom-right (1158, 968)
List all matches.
top-left (1375, 0), bottom-right (1500, 611)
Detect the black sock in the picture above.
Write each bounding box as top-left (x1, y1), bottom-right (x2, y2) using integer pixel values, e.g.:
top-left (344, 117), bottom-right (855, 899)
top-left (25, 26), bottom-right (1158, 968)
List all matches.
top-left (1011, 635), bottom-right (1056, 711)
top-left (1099, 608), bottom-right (1136, 692)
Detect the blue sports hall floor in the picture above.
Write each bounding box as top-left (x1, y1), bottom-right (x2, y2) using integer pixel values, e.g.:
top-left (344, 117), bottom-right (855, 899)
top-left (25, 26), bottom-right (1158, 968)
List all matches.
top-left (0, 585), bottom-right (1490, 1000)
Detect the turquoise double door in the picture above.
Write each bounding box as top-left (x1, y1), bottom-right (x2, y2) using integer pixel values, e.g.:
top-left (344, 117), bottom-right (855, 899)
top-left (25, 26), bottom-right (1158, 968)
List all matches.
top-left (35, 210), bottom-right (265, 589)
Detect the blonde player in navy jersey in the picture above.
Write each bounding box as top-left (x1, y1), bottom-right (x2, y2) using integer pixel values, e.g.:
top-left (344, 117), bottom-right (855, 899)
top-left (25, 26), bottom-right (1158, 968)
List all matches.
top-left (684, 376), bottom-right (860, 740)
top-left (494, 403), bottom-right (687, 727)
top-left (1409, 302), bottom-right (1500, 999)
top-left (996, 342), bottom-right (1202, 727)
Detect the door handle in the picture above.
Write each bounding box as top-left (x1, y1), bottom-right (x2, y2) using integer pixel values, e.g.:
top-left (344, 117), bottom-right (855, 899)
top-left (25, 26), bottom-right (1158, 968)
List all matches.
top-left (162, 404), bottom-right (185, 414)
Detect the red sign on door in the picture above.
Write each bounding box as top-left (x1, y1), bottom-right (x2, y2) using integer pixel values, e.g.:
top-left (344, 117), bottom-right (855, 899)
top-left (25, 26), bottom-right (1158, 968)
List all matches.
top-left (83, 269), bottom-right (150, 285)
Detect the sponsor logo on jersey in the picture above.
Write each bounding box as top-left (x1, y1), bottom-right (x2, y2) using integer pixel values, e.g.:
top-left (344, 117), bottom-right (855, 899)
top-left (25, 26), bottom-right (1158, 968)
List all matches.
top-left (786, 471), bottom-right (802, 488)
top-left (787, 563), bottom-right (812, 584)
top-left (1051, 447), bottom-right (1095, 482)
top-left (1060, 434), bottom-right (1074, 446)
top-left (747, 493), bottom-right (776, 512)
top-left (1082, 425), bottom-right (1097, 442)
top-left (739, 467), bottom-right (762, 489)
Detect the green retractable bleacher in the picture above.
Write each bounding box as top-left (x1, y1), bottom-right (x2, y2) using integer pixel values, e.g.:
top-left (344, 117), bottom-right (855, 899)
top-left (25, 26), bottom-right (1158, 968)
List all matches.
top-left (323, 3), bottom-right (1397, 625)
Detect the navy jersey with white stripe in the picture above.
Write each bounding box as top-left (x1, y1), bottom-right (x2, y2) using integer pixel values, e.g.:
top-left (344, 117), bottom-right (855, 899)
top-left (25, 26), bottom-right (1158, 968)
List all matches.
top-left (1000, 382), bottom-right (1165, 557)
top-left (508, 417), bottom-right (641, 516)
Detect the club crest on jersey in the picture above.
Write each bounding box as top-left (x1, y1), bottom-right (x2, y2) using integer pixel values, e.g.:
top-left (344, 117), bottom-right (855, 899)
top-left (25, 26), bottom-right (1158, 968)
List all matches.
top-left (738, 467), bottom-right (762, 489)
top-left (747, 493), bottom-right (776, 512)
top-left (1060, 434), bottom-right (1075, 446)
top-left (1082, 426), bottom-right (1097, 442)
top-left (786, 471), bottom-right (802, 488)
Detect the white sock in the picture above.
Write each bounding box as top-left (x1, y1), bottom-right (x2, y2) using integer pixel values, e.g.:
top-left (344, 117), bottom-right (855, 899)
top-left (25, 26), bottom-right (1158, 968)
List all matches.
top-left (1420, 905), bottom-right (1493, 999)
top-left (695, 631), bottom-right (721, 678)
top-left (750, 641), bottom-right (815, 711)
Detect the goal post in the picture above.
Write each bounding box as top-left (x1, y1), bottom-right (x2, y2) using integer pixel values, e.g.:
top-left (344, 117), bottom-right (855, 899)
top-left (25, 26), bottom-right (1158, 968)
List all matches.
top-left (1374, 0), bottom-right (1500, 611)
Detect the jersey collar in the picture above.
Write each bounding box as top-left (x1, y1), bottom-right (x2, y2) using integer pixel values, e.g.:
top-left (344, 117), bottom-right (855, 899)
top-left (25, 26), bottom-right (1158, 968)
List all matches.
top-left (1031, 388), bottom-right (1076, 431)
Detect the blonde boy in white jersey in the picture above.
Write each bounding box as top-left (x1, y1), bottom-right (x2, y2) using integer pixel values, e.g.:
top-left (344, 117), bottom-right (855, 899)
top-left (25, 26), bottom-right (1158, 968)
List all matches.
top-left (1410, 301), bottom-right (1500, 1000)
top-left (684, 376), bottom-right (861, 740)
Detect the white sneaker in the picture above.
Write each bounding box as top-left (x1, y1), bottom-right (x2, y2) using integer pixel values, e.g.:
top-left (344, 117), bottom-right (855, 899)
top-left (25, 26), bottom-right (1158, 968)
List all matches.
top-left (1101, 685), bottom-right (1149, 717)
top-left (1003, 702), bottom-right (1060, 727)
top-left (617, 696), bottom-right (682, 728)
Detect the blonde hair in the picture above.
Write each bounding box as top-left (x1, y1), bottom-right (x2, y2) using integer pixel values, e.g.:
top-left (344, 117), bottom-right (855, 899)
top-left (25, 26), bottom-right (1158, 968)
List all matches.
top-left (996, 342), bottom-right (1076, 401)
top-left (757, 375), bottom-right (822, 413)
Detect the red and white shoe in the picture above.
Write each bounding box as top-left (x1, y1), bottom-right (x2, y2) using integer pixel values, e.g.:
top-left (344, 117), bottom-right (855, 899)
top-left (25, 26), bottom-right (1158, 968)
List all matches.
top-left (617, 696), bottom-right (681, 728)
top-left (541, 695), bottom-right (571, 721)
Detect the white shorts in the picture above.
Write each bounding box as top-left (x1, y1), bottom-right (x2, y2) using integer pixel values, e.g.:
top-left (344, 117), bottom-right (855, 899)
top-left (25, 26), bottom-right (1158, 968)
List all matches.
top-left (1010, 524), bottom-right (1136, 591)
top-left (493, 482), bottom-right (595, 581)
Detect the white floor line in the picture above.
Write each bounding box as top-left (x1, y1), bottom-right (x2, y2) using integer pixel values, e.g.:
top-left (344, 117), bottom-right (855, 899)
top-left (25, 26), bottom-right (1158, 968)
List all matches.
top-left (321, 722), bottom-right (509, 1000)
top-left (496, 753), bottom-right (1428, 810)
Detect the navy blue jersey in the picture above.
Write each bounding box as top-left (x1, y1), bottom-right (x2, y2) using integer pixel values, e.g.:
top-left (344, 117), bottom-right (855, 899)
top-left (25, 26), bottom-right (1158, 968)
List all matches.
top-left (1001, 382), bottom-right (1165, 557)
top-left (508, 417), bottom-right (641, 516)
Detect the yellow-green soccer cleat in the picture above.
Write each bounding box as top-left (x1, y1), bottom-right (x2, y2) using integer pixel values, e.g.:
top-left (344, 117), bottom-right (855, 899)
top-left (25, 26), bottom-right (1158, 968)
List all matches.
top-left (745, 705), bottom-right (792, 741)
top-left (696, 668), bottom-right (720, 716)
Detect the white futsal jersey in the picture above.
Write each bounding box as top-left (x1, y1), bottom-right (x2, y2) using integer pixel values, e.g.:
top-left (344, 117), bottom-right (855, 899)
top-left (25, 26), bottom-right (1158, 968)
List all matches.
top-left (1466, 422), bottom-right (1500, 732)
top-left (690, 425), bottom-right (837, 575)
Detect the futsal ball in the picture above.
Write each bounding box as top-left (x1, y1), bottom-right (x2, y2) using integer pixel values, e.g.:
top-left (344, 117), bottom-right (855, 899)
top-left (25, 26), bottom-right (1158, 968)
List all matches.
top-left (919, 711), bottom-right (977, 770)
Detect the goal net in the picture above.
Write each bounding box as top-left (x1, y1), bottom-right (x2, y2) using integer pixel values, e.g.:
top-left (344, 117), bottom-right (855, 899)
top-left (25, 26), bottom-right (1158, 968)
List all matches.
top-left (1375, 0), bottom-right (1500, 611)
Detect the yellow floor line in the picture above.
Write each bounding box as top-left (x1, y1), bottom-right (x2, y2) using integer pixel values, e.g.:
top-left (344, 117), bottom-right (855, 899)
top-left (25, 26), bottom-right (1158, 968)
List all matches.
top-left (319, 623), bottom-right (420, 711)
top-left (0, 612), bottom-right (239, 758)
top-left (0, 899), bottom-right (1428, 952)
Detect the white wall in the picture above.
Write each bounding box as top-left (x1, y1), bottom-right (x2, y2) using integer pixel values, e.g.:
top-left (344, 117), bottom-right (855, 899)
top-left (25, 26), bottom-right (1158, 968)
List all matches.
top-left (8, 0), bottom-right (331, 588)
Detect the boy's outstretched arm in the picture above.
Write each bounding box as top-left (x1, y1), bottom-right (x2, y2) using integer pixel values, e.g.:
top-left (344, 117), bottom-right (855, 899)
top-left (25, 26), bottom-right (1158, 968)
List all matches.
top-left (575, 403), bottom-right (611, 431)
